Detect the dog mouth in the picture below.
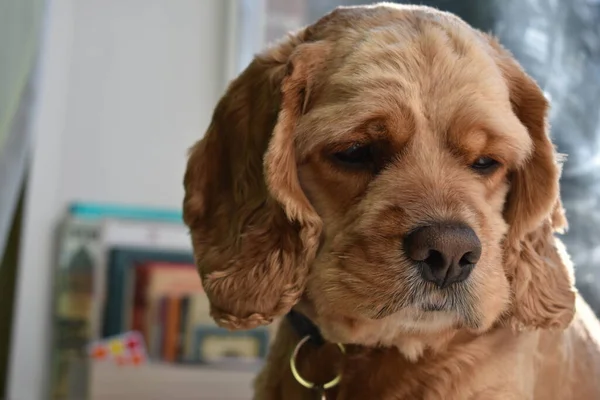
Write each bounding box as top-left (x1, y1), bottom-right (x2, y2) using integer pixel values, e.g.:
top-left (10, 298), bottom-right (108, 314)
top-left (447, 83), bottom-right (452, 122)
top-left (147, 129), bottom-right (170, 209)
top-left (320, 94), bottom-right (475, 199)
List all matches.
top-left (371, 298), bottom-right (452, 319)
top-left (421, 302), bottom-right (447, 312)
top-left (367, 284), bottom-right (483, 329)
top-left (370, 283), bottom-right (468, 318)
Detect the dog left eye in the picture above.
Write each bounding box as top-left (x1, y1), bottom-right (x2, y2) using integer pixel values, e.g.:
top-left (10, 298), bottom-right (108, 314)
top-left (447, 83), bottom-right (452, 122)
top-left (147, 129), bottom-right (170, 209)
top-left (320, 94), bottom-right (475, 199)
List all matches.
top-left (333, 143), bottom-right (374, 166)
top-left (471, 157), bottom-right (500, 173)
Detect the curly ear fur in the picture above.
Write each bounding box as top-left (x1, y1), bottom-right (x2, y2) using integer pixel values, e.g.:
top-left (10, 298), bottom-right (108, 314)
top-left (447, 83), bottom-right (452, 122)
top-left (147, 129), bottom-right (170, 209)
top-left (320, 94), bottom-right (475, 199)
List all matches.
top-left (182, 33), bottom-right (327, 330)
top-left (486, 36), bottom-right (576, 330)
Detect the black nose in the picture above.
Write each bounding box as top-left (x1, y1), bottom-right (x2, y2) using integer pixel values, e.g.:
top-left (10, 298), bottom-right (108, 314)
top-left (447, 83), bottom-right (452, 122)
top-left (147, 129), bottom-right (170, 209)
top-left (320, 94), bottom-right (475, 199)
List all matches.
top-left (403, 223), bottom-right (481, 288)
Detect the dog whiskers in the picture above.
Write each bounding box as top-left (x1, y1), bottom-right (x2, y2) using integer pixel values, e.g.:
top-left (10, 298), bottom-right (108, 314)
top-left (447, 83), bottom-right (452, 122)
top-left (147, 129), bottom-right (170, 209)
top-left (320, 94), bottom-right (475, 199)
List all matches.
top-left (331, 252), bottom-right (351, 260)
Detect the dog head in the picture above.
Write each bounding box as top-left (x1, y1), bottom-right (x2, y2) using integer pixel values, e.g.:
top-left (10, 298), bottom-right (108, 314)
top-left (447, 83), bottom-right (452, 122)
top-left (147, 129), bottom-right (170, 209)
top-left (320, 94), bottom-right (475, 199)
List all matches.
top-left (183, 4), bottom-right (575, 347)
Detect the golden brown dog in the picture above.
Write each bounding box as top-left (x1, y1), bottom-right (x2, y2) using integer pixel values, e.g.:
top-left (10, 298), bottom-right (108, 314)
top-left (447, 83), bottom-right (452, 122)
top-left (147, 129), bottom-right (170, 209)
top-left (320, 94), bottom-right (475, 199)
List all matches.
top-left (183, 3), bottom-right (600, 399)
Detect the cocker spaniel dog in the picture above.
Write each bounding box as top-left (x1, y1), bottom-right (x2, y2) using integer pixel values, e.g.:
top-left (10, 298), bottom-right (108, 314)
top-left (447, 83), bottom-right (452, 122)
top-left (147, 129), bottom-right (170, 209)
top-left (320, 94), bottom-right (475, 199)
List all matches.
top-left (183, 3), bottom-right (600, 399)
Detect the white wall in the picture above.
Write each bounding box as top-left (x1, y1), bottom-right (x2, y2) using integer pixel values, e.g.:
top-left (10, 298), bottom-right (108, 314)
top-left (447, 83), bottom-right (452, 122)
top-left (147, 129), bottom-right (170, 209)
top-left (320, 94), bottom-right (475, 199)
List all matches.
top-left (8, 1), bottom-right (229, 398)
top-left (60, 0), bottom-right (225, 208)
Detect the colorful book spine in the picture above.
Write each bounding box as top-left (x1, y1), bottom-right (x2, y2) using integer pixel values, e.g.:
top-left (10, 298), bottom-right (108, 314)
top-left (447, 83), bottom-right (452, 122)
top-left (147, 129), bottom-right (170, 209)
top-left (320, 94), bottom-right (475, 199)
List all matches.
top-left (162, 296), bottom-right (181, 362)
top-left (177, 296), bottom-right (190, 361)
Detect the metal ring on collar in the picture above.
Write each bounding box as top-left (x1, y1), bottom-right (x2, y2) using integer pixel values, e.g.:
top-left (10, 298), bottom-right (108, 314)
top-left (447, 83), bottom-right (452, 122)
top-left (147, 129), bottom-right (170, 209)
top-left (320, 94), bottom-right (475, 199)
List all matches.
top-left (289, 335), bottom-right (346, 390)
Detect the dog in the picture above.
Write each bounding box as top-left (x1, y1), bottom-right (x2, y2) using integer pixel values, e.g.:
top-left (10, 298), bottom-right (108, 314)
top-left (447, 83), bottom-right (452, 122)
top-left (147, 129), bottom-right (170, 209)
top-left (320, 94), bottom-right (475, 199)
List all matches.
top-left (183, 3), bottom-right (600, 399)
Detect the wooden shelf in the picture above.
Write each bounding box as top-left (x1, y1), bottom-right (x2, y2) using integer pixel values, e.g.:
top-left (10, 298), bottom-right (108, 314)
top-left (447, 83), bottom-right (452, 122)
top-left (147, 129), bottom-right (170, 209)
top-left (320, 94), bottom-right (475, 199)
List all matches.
top-left (91, 362), bottom-right (260, 400)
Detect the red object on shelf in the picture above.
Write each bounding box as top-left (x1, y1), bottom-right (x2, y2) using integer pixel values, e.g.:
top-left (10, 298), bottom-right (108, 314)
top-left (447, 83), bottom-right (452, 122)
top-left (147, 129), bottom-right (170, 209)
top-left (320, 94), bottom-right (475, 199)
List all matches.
top-left (87, 331), bottom-right (148, 367)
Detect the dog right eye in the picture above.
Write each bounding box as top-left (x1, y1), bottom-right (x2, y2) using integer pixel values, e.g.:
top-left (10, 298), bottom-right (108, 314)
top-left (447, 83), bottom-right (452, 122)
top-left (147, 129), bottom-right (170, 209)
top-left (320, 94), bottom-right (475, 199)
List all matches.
top-left (470, 156), bottom-right (500, 174)
top-left (333, 143), bottom-right (374, 167)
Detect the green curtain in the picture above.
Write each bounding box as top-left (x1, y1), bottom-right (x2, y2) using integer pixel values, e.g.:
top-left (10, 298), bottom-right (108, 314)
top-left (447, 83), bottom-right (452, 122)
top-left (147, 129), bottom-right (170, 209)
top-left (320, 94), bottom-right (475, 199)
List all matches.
top-left (0, 0), bottom-right (45, 396)
top-left (0, 0), bottom-right (45, 151)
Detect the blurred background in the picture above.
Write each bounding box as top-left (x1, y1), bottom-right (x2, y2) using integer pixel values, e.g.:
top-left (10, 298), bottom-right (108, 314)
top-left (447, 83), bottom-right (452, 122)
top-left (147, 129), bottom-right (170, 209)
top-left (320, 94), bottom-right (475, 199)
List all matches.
top-left (0, 0), bottom-right (598, 399)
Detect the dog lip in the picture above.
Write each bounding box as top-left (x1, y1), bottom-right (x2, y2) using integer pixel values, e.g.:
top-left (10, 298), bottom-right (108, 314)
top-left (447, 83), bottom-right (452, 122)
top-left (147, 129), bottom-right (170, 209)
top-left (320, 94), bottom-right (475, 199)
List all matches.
top-left (422, 303), bottom-right (446, 312)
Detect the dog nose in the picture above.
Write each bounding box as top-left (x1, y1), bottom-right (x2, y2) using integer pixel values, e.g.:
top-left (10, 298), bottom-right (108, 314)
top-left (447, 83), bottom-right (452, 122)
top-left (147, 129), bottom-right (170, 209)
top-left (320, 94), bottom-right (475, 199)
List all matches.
top-left (403, 223), bottom-right (481, 288)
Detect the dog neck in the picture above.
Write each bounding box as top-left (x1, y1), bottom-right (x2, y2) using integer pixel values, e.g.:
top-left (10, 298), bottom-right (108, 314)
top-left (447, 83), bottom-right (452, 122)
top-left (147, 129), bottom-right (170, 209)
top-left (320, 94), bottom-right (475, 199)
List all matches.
top-left (282, 309), bottom-right (497, 399)
top-left (287, 308), bottom-right (476, 357)
top-left (281, 310), bottom-right (519, 399)
top-left (287, 309), bottom-right (326, 347)
top-left (285, 309), bottom-right (346, 399)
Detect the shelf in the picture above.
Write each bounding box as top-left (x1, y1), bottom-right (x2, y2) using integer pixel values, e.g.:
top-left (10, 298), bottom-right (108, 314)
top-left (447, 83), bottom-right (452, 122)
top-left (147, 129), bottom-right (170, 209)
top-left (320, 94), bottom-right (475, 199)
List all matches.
top-left (90, 361), bottom-right (259, 400)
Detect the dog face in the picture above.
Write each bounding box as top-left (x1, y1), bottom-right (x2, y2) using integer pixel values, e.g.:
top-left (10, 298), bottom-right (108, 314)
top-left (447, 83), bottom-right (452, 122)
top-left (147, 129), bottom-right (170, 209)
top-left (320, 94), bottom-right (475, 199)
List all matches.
top-left (183, 4), bottom-right (575, 346)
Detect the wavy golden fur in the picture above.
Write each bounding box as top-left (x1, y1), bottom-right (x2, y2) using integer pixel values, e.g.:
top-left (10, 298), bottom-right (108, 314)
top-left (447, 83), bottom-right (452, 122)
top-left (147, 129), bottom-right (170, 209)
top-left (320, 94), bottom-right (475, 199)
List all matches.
top-left (183, 3), bottom-right (600, 399)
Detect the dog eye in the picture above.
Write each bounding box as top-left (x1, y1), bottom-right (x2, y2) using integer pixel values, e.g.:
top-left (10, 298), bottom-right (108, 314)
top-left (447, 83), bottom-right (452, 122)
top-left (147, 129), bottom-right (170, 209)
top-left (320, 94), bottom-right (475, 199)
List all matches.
top-left (333, 143), bottom-right (374, 167)
top-left (471, 156), bottom-right (500, 173)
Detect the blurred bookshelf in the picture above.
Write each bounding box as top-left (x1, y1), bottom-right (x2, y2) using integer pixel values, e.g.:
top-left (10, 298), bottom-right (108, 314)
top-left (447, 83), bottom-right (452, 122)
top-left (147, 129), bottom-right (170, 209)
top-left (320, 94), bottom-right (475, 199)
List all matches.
top-left (50, 202), bottom-right (276, 400)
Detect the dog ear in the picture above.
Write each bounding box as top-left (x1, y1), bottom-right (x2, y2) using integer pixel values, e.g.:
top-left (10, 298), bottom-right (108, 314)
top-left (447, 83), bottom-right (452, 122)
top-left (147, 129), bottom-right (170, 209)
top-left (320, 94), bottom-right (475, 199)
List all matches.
top-left (486, 36), bottom-right (576, 330)
top-left (183, 35), bottom-right (327, 330)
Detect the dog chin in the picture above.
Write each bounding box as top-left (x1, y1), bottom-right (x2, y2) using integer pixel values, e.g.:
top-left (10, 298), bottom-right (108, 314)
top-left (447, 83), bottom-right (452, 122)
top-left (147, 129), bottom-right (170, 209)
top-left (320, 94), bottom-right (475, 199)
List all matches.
top-left (351, 299), bottom-right (493, 344)
top-left (314, 306), bottom-right (461, 347)
top-left (393, 306), bottom-right (464, 332)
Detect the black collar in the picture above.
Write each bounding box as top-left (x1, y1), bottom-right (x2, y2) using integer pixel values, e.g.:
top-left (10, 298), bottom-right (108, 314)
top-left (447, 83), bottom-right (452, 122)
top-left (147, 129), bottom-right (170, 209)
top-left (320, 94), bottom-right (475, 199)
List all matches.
top-left (286, 309), bottom-right (325, 347)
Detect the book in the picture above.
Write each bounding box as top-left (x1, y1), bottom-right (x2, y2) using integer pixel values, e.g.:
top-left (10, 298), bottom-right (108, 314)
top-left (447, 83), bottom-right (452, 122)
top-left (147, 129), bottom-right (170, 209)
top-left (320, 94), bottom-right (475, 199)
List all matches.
top-left (176, 296), bottom-right (190, 361)
top-left (183, 292), bottom-right (213, 360)
top-left (192, 325), bottom-right (270, 363)
top-left (95, 217), bottom-right (192, 339)
top-left (147, 296), bottom-right (167, 359)
top-left (121, 265), bottom-right (137, 332)
top-left (130, 262), bottom-right (201, 344)
top-left (102, 249), bottom-right (195, 338)
top-left (162, 296), bottom-right (182, 362)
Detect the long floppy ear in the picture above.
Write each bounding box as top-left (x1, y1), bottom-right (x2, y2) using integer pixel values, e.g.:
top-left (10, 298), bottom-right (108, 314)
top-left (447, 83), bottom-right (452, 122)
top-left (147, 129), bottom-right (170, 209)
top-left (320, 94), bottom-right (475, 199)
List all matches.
top-left (487, 36), bottom-right (576, 330)
top-left (182, 34), bottom-right (327, 330)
